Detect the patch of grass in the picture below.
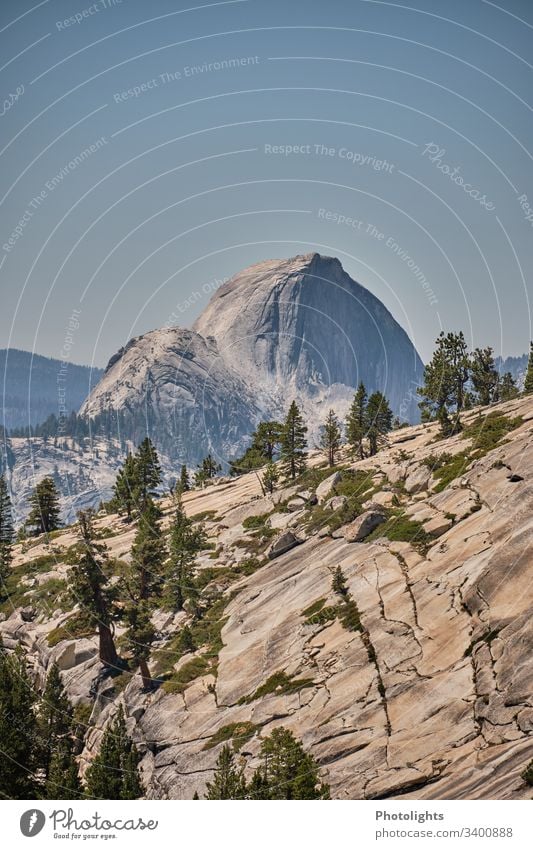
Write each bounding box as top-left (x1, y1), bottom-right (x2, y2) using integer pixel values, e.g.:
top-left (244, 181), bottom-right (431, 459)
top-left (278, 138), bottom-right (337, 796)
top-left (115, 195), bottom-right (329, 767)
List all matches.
top-left (306, 606), bottom-right (337, 627)
top-left (462, 412), bottom-right (523, 457)
top-left (233, 556), bottom-right (263, 576)
top-left (162, 656), bottom-right (211, 694)
top-left (294, 465), bottom-right (344, 490)
top-left (421, 452), bottom-right (454, 471)
top-left (0, 553), bottom-right (67, 615)
top-left (238, 670), bottom-right (315, 704)
top-left (431, 452), bottom-right (471, 492)
top-left (29, 577), bottom-right (68, 614)
top-left (203, 721), bottom-right (258, 751)
top-left (47, 615), bottom-right (94, 646)
top-left (302, 598), bottom-right (327, 618)
top-left (190, 509), bottom-right (218, 522)
top-left (242, 513), bottom-right (271, 530)
top-left (234, 524), bottom-right (276, 555)
top-left (366, 510), bottom-right (434, 551)
top-left (304, 469), bottom-right (375, 535)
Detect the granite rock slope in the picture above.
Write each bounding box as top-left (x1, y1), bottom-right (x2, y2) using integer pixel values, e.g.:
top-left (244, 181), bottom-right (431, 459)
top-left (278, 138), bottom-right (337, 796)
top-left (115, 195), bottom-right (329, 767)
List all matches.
top-left (2, 395), bottom-right (532, 800)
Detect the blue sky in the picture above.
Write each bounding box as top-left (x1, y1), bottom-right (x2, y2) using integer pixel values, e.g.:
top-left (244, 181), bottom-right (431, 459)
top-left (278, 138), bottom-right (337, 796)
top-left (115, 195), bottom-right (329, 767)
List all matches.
top-left (1, 0), bottom-right (532, 368)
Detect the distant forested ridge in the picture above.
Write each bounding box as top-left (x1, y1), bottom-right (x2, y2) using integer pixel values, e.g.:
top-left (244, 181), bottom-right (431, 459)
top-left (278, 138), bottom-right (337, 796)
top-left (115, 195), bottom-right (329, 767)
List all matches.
top-left (0, 349), bottom-right (103, 429)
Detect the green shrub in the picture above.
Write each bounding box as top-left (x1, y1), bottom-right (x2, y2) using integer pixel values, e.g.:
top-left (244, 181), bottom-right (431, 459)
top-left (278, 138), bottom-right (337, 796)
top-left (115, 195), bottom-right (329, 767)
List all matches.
top-left (242, 513), bottom-right (271, 530)
top-left (302, 598), bottom-right (327, 618)
top-left (239, 671), bottom-right (315, 704)
top-left (432, 452), bottom-right (471, 492)
top-left (366, 510), bottom-right (434, 551)
top-left (522, 760), bottom-right (533, 787)
top-left (421, 452), bottom-right (453, 471)
top-left (162, 656), bottom-right (211, 694)
top-left (47, 615), bottom-right (94, 646)
top-left (203, 722), bottom-right (258, 751)
top-left (462, 413), bottom-right (522, 457)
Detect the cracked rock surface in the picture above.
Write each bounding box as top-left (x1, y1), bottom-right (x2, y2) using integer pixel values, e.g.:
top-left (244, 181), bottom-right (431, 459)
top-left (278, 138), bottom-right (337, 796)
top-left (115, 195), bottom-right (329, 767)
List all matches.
top-left (2, 396), bottom-right (532, 799)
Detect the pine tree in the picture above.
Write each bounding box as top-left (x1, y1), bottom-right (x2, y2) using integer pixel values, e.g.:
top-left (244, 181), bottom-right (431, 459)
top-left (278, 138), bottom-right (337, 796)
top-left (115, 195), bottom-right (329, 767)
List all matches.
top-left (113, 452), bottom-right (139, 522)
top-left (204, 744), bottom-right (246, 799)
top-left (201, 454), bottom-right (222, 479)
top-left (46, 740), bottom-right (82, 799)
top-left (134, 437), bottom-right (162, 506)
top-left (0, 473), bottom-right (14, 585)
top-left (249, 727), bottom-right (329, 800)
top-left (26, 476), bottom-right (61, 535)
top-left (39, 663), bottom-right (73, 780)
top-left (125, 600), bottom-right (155, 691)
top-left (39, 663), bottom-right (81, 799)
top-left (332, 566), bottom-right (348, 597)
top-left (177, 625), bottom-right (196, 653)
top-left (346, 383), bottom-right (368, 458)
top-left (523, 342), bottom-right (533, 395)
top-left (167, 497), bottom-right (206, 611)
top-left (229, 421), bottom-right (283, 475)
top-left (69, 510), bottom-right (120, 669)
top-left (498, 371), bottom-right (518, 401)
top-left (280, 401), bottom-right (308, 480)
top-left (418, 331), bottom-right (469, 420)
top-left (319, 409), bottom-right (342, 467)
top-left (84, 705), bottom-right (142, 799)
top-left (0, 643), bottom-right (39, 798)
top-left (470, 347), bottom-right (499, 406)
top-left (262, 461), bottom-right (279, 494)
top-left (178, 464), bottom-right (190, 493)
top-left (124, 497), bottom-right (166, 689)
top-left (365, 392), bottom-right (393, 455)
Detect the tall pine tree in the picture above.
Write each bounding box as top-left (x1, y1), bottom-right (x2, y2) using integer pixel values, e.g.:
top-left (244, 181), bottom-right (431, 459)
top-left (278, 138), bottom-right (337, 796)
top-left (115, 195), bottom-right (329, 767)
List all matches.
top-left (0, 473), bottom-right (14, 586)
top-left (524, 342), bottom-right (533, 395)
top-left (0, 643), bottom-right (39, 798)
top-left (134, 437), bottom-right (162, 507)
top-left (346, 383), bottom-right (367, 459)
top-left (365, 392), bottom-right (393, 456)
top-left (113, 452), bottom-right (139, 522)
top-left (204, 745), bottom-right (246, 799)
top-left (39, 663), bottom-right (82, 799)
top-left (26, 476), bottom-right (61, 535)
top-left (280, 401), bottom-right (308, 480)
top-left (84, 705), bottom-right (142, 799)
top-left (498, 371), bottom-right (518, 401)
top-left (418, 331), bottom-right (469, 424)
top-left (319, 409), bottom-right (342, 467)
top-left (249, 727), bottom-right (329, 800)
top-left (167, 496), bottom-right (206, 611)
top-left (123, 497), bottom-right (166, 689)
top-left (470, 347), bottom-right (499, 406)
top-left (69, 510), bottom-right (120, 669)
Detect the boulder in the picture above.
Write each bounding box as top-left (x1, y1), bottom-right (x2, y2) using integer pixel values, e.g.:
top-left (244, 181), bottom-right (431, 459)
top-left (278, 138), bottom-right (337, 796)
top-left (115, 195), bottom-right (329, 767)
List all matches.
top-left (20, 606), bottom-right (36, 622)
top-left (316, 471), bottom-right (342, 504)
top-left (364, 490), bottom-right (395, 508)
top-left (343, 510), bottom-right (386, 542)
top-left (324, 495), bottom-right (348, 511)
top-left (267, 531), bottom-right (303, 559)
top-left (404, 465), bottom-right (431, 494)
top-left (287, 497), bottom-right (306, 512)
top-left (54, 641), bottom-right (77, 671)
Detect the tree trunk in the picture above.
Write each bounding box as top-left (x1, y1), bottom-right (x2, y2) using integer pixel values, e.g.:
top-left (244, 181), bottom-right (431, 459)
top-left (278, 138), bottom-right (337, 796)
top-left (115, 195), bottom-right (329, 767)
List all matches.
top-left (98, 623), bottom-right (119, 669)
top-left (139, 658), bottom-right (153, 691)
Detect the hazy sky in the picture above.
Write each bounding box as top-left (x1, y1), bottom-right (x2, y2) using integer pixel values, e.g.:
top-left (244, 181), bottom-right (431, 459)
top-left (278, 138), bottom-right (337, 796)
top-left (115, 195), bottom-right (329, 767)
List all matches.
top-left (1, 0), bottom-right (532, 369)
